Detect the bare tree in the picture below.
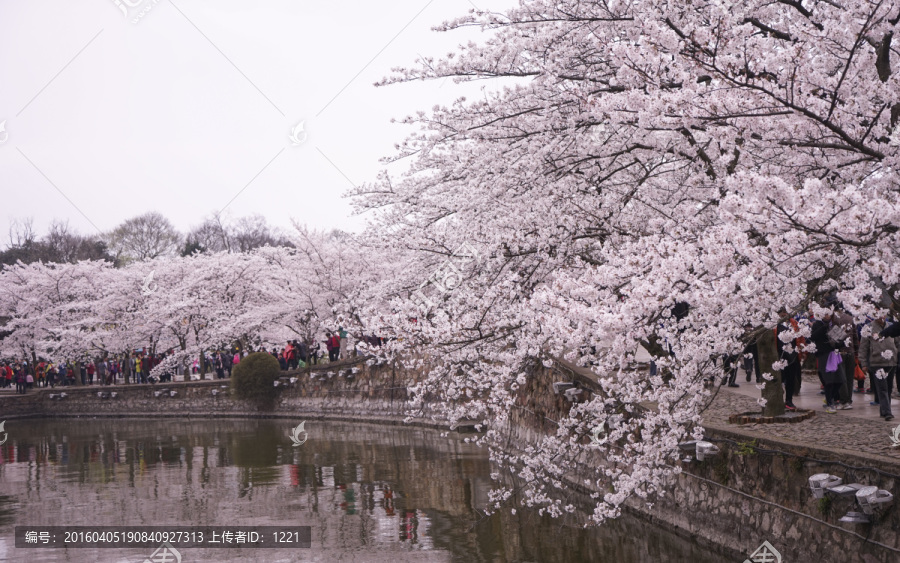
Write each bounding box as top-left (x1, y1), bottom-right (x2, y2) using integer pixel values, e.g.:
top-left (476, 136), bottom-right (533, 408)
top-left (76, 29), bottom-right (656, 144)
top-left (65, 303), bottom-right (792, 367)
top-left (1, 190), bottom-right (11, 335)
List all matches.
top-left (106, 212), bottom-right (181, 262)
top-left (44, 220), bottom-right (83, 263)
top-left (186, 213), bottom-right (291, 254)
top-left (7, 218), bottom-right (36, 249)
top-left (1, 219), bottom-right (113, 266)
top-left (184, 213), bottom-right (231, 254)
top-left (231, 214), bottom-right (284, 252)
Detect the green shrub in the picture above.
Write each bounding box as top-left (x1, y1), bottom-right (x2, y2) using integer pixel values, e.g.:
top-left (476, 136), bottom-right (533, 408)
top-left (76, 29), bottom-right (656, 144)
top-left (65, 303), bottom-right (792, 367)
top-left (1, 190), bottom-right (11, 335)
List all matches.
top-left (231, 352), bottom-right (281, 406)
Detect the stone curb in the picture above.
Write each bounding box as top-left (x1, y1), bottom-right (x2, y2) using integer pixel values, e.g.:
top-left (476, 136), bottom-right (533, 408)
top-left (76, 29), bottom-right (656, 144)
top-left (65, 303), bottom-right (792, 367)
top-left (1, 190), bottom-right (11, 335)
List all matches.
top-left (728, 409), bottom-right (816, 424)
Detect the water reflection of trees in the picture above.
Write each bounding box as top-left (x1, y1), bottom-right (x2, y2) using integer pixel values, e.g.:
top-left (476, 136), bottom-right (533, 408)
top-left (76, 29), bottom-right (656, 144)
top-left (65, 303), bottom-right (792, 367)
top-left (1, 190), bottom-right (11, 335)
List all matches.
top-left (0, 419), bottom-right (725, 562)
top-left (0, 495), bottom-right (16, 526)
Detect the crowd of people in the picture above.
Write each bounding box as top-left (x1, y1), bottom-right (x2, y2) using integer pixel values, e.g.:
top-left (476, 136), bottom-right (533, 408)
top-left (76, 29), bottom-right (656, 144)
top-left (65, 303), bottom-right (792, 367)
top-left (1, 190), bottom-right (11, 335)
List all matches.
top-left (724, 299), bottom-right (900, 421)
top-left (1, 353), bottom-right (164, 394)
top-left (3, 302), bottom-right (898, 425)
top-left (1, 327), bottom-right (383, 394)
top-left (266, 328), bottom-right (384, 370)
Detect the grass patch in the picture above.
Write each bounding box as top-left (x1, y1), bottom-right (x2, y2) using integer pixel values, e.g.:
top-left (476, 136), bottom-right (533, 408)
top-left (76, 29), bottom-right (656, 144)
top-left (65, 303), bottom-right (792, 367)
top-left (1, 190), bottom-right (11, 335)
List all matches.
top-left (735, 439), bottom-right (758, 456)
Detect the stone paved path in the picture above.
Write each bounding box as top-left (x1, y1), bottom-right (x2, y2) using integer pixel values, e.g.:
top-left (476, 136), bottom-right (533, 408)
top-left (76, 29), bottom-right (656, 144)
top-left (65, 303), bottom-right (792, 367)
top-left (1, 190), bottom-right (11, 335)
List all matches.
top-left (555, 353), bottom-right (900, 466)
top-left (724, 370), bottom-right (898, 421)
top-left (704, 371), bottom-right (900, 466)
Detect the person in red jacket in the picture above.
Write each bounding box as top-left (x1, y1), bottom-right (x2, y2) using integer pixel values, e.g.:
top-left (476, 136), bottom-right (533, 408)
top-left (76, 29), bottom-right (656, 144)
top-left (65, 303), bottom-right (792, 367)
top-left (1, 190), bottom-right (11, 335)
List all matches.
top-left (325, 332), bottom-right (339, 362)
top-left (333, 333), bottom-right (342, 361)
top-left (285, 341), bottom-right (296, 370)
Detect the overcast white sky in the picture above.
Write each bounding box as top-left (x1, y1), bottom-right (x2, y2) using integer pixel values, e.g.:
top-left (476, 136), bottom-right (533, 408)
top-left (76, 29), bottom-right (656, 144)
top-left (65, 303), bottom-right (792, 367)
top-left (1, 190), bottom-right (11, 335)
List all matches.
top-left (0, 0), bottom-right (515, 243)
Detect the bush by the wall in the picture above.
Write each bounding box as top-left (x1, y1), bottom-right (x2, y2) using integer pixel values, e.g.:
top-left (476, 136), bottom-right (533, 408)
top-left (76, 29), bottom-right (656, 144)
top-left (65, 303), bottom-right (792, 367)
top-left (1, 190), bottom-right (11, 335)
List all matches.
top-left (231, 352), bottom-right (280, 406)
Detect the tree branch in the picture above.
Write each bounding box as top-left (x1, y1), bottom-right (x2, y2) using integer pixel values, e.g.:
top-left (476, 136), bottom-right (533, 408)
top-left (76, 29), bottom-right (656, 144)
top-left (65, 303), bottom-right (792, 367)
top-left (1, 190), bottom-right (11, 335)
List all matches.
top-left (744, 18), bottom-right (793, 41)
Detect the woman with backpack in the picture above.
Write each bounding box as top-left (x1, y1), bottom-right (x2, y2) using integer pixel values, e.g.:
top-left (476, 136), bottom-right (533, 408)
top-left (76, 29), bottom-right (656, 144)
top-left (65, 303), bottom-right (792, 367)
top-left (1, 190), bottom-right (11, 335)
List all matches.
top-left (811, 308), bottom-right (848, 413)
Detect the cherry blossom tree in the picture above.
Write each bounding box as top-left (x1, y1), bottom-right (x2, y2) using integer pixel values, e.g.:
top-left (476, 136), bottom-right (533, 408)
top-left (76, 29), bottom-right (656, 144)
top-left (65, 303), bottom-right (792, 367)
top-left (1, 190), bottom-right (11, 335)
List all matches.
top-left (0, 260), bottom-right (112, 363)
top-left (255, 227), bottom-right (395, 359)
top-left (352, 0), bottom-right (900, 522)
top-left (0, 252), bottom-right (284, 378)
top-left (252, 246), bottom-right (328, 356)
top-left (137, 252), bottom-right (272, 378)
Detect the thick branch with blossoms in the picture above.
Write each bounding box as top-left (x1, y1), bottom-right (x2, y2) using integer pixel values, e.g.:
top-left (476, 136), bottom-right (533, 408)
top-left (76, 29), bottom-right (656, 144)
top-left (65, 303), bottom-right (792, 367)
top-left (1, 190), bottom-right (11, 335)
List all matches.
top-left (353, 0), bottom-right (900, 523)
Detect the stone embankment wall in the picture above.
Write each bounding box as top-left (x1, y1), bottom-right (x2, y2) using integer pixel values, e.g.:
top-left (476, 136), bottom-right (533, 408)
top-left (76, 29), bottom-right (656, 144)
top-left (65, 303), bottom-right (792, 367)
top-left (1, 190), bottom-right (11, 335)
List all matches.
top-left (3, 355), bottom-right (899, 562)
top-left (657, 439), bottom-right (899, 563)
top-left (0, 358), bottom-right (434, 425)
top-left (515, 358), bottom-right (900, 563)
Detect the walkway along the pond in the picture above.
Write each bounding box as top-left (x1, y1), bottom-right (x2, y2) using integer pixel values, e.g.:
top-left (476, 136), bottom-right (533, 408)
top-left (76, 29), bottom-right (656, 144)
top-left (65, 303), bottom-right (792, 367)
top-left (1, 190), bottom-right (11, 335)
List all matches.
top-left (1, 356), bottom-right (899, 562)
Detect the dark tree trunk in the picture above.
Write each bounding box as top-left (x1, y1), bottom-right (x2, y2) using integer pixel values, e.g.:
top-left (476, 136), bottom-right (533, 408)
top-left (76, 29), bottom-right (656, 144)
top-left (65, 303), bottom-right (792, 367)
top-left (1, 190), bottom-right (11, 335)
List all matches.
top-left (757, 328), bottom-right (785, 417)
top-left (199, 351), bottom-right (207, 380)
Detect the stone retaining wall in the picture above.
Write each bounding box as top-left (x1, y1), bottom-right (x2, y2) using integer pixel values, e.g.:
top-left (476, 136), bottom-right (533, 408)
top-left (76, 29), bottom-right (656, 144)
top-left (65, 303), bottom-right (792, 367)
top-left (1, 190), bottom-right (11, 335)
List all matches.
top-left (0, 359), bottom-right (433, 425)
top-left (516, 358), bottom-right (900, 563)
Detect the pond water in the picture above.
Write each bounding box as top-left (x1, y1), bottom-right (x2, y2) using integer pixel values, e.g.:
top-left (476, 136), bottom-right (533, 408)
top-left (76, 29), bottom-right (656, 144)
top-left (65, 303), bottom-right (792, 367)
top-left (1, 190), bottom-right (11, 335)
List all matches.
top-left (0, 418), bottom-right (725, 562)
